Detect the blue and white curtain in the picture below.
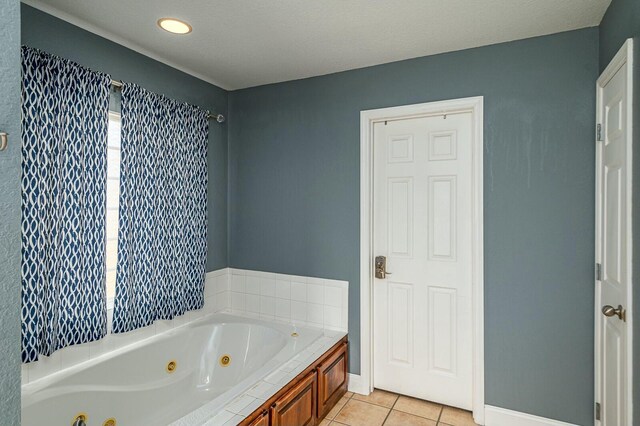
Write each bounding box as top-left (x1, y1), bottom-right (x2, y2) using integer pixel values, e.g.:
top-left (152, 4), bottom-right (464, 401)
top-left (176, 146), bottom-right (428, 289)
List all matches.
top-left (112, 83), bottom-right (208, 333)
top-left (21, 46), bottom-right (111, 363)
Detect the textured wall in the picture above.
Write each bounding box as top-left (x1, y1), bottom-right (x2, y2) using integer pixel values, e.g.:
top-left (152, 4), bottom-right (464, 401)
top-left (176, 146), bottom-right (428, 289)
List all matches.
top-left (598, 0), bottom-right (640, 421)
top-left (229, 29), bottom-right (599, 424)
top-left (0, 0), bottom-right (22, 423)
top-left (21, 4), bottom-right (229, 271)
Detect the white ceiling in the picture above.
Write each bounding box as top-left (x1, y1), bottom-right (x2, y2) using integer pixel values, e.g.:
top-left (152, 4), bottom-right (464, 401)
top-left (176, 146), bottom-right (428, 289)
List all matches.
top-left (24, 0), bottom-right (611, 90)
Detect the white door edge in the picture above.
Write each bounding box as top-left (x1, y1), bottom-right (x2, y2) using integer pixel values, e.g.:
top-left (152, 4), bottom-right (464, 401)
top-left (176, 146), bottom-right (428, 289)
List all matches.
top-left (359, 96), bottom-right (485, 424)
top-left (595, 38), bottom-right (634, 426)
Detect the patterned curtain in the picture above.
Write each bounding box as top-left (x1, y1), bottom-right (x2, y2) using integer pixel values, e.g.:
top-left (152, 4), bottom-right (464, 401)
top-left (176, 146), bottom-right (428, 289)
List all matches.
top-left (21, 47), bottom-right (111, 363)
top-left (112, 83), bottom-right (208, 333)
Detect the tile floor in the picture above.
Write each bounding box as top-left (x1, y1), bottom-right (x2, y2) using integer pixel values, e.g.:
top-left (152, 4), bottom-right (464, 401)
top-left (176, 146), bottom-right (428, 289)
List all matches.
top-left (319, 389), bottom-right (478, 426)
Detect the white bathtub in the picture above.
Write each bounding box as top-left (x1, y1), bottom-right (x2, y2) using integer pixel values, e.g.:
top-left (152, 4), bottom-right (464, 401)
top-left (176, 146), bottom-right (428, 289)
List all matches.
top-left (21, 313), bottom-right (332, 425)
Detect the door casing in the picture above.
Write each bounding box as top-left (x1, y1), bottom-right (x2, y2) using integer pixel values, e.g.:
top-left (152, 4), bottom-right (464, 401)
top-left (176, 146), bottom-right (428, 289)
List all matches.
top-left (595, 38), bottom-right (634, 426)
top-left (359, 97), bottom-right (484, 424)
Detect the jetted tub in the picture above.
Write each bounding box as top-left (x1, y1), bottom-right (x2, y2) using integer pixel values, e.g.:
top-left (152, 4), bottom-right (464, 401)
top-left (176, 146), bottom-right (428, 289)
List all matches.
top-left (21, 314), bottom-right (328, 425)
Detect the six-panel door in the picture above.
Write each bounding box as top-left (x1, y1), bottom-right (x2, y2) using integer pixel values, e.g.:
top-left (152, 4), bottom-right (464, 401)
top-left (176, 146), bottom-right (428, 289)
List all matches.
top-left (373, 113), bottom-right (474, 409)
top-left (596, 45), bottom-right (631, 426)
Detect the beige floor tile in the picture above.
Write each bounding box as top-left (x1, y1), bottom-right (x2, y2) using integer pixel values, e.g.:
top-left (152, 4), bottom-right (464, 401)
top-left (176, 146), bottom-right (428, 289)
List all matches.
top-left (319, 419), bottom-right (331, 426)
top-left (352, 389), bottom-right (398, 408)
top-left (344, 392), bottom-right (354, 398)
top-left (393, 396), bottom-right (442, 420)
top-left (334, 399), bottom-right (390, 426)
top-left (325, 394), bottom-right (351, 419)
top-left (439, 406), bottom-right (477, 426)
top-left (384, 410), bottom-right (437, 426)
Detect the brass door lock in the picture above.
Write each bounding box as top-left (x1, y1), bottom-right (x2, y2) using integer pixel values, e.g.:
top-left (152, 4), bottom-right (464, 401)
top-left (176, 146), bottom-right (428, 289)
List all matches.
top-left (375, 256), bottom-right (392, 279)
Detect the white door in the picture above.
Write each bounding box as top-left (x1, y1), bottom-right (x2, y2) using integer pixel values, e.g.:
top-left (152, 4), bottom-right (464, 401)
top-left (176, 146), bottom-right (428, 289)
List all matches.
top-left (373, 112), bottom-right (473, 409)
top-left (595, 39), bottom-right (633, 426)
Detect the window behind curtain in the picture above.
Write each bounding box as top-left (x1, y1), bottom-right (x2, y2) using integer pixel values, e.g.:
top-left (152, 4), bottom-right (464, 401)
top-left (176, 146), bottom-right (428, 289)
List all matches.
top-left (105, 112), bottom-right (121, 308)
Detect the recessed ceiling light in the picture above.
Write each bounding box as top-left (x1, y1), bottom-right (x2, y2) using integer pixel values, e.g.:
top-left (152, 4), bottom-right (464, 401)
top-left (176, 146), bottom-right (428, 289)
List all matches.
top-left (157, 18), bottom-right (192, 35)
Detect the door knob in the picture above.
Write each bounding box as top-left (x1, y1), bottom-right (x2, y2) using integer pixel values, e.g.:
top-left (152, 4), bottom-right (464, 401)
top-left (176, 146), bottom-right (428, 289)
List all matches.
top-left (602, 304), bottom-right (626, 322)
top-left (375, 256), bottom-right (392, 279)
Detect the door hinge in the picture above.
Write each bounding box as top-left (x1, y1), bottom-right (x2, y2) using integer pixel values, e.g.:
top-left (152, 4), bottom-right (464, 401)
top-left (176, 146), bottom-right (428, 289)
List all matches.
top-left (596, 263), bottom-right (602, 281)
top-left (595, 402), bottom-right (601, 420)
top-left (596, 124), bottom-right (602, 142)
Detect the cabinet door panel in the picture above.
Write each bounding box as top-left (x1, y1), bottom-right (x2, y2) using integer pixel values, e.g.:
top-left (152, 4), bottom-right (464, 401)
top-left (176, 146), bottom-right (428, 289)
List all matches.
top-left (271, 371), bottom-right (317, 426)
top-left (317, 343), bottom-right (348, 418)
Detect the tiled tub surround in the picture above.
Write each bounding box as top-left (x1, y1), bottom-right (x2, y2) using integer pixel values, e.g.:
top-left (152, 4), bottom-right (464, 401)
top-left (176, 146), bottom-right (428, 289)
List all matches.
top-left (226, 268), bottom-right (349, 332)
top-left (22, 312), bottom-right (346, 425)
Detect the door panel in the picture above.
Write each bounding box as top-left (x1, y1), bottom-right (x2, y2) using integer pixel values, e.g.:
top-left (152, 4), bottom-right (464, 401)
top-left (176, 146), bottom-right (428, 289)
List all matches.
top-left (429, 176), bottom-right (456, 260)
top-left (388, 281), bottom-right (413, 366)
top-left (596, 41), bottom-right (632, 426)
top-left (373, 113), bottom-right (473, 409)
top-left (388, 178), bottom-right (413, 257)
top-left (428, 287), bottom-right (456, 375)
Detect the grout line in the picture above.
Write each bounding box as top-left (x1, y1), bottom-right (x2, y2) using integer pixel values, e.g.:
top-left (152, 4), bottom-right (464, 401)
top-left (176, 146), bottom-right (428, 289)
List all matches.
top-left (389, 394), bottom-right (399, 411)
top-left (390, 392), bottom-right (442, 423)
top-left (381, 406), bottom-right (394, 426)
top-left (381, 391), bottom-right (399, 426)
top-left (382, 397), bottom-right (401, 426)
top-left (329, 392), bottom-right (352, 422)
top-left (351, 393), bottom-right (399, 409)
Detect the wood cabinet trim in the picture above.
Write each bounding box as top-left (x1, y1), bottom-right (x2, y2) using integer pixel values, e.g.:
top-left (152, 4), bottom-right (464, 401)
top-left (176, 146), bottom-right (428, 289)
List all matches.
top-left (238, 336), bottom-right (348, 426)
top-left (246, 410), bottom-right (269, 426)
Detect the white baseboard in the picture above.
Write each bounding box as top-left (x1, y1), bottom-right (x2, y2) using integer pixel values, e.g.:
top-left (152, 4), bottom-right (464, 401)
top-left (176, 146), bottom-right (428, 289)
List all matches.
top-left (484, 405), bottom-right (577, 426)
top-left (348, 373), bottom-right (370, 395)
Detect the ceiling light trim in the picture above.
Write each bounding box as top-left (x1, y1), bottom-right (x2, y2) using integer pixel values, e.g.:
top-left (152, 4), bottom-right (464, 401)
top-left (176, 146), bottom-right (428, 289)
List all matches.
top-left (22, 0), bottom-right (230, 90)
top-left (157, 17), bottom-right (192, 35)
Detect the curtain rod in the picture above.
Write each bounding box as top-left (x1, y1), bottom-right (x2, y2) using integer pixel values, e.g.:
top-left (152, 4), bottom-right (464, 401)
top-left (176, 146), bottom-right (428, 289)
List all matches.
top-left (111, 79), bottom-right (225, 123)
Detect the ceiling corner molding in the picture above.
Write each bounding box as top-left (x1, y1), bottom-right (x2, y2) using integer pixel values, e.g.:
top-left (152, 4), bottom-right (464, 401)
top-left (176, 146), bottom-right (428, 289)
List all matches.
top-left (20, 0), bottom-right (231, 90)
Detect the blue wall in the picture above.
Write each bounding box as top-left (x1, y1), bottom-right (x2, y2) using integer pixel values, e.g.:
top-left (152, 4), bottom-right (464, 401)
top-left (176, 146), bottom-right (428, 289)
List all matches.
top-left (599, 0), bottom-right (640, 421)
top-left (0, 0), bottom-right (22, 423)
top-left (228, 29), bottom-right (599, 424)
top-left (21, 4), bottom-right (229, 272)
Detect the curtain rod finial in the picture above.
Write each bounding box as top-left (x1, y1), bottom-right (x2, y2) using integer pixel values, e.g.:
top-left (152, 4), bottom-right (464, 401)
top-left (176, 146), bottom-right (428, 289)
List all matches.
top-left (210, 113), bottom-right (225, 123)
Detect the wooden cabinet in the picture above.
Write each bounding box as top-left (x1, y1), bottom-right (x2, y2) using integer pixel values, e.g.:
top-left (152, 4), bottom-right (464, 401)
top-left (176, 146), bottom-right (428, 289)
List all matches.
top-left (270, 371), bottom-right (317, 426)
top-left (247, 410), bottom-right (269, 426)
top-left (317, 343), bottom-right (348, 418)
top-left (240, 337), bottom-right (348, 426)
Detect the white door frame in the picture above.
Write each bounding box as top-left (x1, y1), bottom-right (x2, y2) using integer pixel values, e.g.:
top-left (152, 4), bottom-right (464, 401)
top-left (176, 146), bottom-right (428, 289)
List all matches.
top-left (595, 38), bottom-right (634, 426)
top-left (359, 96), bottom-right (485, 424)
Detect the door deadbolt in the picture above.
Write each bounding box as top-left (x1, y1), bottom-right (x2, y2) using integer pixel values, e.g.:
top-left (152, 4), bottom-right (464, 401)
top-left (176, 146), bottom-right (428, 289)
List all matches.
top-left (602, 304), bottom-right (626, 322)
top-left (375, 256), bottom-right (392, 279)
